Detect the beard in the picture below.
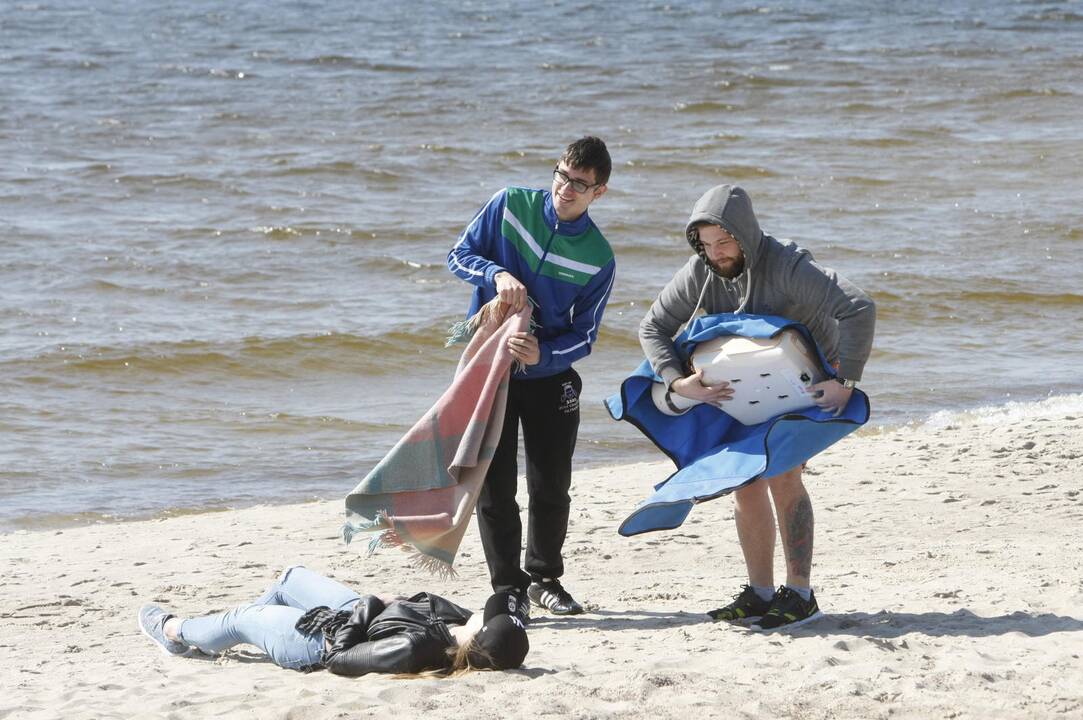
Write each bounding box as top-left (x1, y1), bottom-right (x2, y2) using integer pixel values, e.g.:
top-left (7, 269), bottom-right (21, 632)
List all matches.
top-left (709, 255), bottom-right (745, 279)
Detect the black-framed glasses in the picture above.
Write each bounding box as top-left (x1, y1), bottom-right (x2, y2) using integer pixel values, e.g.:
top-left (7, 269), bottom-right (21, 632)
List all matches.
top-left (553, 166), bottom-right (600, 194)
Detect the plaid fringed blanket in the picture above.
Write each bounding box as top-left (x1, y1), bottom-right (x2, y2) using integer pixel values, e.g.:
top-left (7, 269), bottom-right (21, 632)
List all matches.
top-left (342, 300), bottom-right (531, 576)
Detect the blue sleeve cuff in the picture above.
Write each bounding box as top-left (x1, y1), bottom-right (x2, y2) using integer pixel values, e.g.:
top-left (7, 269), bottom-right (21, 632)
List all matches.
top-left (534, 343), bottom-right (553, 371)
top-left (484, 265), bottom-right (505, 287)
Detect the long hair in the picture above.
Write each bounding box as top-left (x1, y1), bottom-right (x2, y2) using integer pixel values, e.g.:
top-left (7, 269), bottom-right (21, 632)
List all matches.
top-left (393, 638), bottom-right (489, 680)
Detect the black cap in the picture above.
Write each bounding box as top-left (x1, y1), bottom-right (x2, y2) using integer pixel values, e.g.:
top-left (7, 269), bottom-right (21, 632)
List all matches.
top-left (467, 592), bottom-right (529, 670)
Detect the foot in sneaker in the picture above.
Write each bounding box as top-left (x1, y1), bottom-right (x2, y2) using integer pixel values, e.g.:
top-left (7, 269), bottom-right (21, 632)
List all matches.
top-left (138, 604), bottom-right (189, 656)
top-left (527, 579), bottom-right (584, 616)
top-left (750, 587), bottom-right (822, 631)
top-left (510, 590), bottom-right (531, 626)
top-left (707, 585), bottom-right (772, 623)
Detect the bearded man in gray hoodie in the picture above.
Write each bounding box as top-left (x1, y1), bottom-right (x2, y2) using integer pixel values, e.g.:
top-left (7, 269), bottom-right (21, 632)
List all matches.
top-left (639, 184), bottom-right (876, 630)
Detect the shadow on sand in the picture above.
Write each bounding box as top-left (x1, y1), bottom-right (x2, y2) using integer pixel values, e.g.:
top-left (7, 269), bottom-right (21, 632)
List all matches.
top-left (792, 608), bottom-right (1083, 639)
top-left (531, 607), bottom-right (1083, 640)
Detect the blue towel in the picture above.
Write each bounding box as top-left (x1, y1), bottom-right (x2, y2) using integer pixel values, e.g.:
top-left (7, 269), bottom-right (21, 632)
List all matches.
top-left (605, 313), bottom-right (870, 536)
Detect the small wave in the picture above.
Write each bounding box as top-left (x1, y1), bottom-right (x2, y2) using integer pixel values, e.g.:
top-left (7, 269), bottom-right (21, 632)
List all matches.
top-left (834, 175), bottom-right (893, 187)
top-left (983, 87), bottom-right (1073, 100)
top-left (417, 143), bottom-right (473, 156)
top-left (537, 62), bottom-right (621, 75)
top-left (288, 55), bottom-right (419, 72)
top-left (1012, 11), bottom-right (1083, 24)
top-left (362, 255), bottom-right (447, 274)
top-left (899, 125), bottom-right (955, 139)
top-left (603, 238), bottom-right (684, 257)
top-left (231, 412), bottom-right (405, 435)
top-left (595, 324), bottom-right (646, 351)
top-left (734, 73), bottom-right (804, 88)
top-left (160, 63), bottom-right (252, 80)
top-left (673, 100), bottom-right (743, 113)
top-left (112, 172), bottom-right (227, 191)
top-left (837, 102), bottom-right (882, 114)
top-left (267, 161), bottom-right (401, 181)
top-left (251, 225), bottom-right (304, 240)
top-left (958, 290), bottom-right (1083, 308)
top-left (87, 279), bottom-right (168, 296)
top-left (0, 505), bottom-right (241, 534)
top-left (496, 149), bottom-right (546, 163)
top-left (922, 393), bottom-right (1083, 430)
top-left (848, 137), bottom-right (915, 148)
top-left (622, 157), bottom-right (775, 179)
top-left (24, 330), bottom-right (462, 378)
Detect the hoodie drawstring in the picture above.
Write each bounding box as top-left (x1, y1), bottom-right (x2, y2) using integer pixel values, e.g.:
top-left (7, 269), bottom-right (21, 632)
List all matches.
top-left (733, 269), bottom-right (751, 314)
top-left (691, 264), bottom-right (752, 324)
top-left (690, 271), bottom-right (712, 321)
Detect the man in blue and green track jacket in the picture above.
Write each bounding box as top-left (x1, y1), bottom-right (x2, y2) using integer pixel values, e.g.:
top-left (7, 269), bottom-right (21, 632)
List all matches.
top-left (447, 136), bottom-right (615, 617)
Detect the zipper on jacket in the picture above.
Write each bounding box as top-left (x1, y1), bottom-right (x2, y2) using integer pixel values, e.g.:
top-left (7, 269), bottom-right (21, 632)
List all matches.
top-left (531, 219), bottom-right (558, 287)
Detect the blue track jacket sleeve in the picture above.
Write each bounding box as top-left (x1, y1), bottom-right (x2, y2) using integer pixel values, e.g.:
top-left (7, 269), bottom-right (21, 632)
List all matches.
top-left (533, 261), bottom-right (616, 374)
top-left (447, 189), bottom-right (508, 289)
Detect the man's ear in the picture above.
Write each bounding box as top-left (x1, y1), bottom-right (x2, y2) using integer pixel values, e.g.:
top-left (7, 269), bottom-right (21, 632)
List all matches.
top-left (591, 184), bottom-right (608, 201)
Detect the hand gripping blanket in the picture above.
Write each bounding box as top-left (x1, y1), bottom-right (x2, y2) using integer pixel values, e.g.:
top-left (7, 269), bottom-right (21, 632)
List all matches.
top-left (605, 313), bottom-right (870, 537)
top-left (342, 300), bottom-right (532, 576)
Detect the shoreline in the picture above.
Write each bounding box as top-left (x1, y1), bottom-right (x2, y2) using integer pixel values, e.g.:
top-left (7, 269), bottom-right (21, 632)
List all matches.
top-left (5, 391), bottom-right (1082, 535)
top-left (3, 405), bottom-right (1082, 719)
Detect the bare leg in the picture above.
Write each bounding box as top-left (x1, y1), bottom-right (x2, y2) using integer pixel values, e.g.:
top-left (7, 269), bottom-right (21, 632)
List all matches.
top-left (733, 479), bottom-right (776, 588)
top-left (767, 467), bottom-right (814, 587)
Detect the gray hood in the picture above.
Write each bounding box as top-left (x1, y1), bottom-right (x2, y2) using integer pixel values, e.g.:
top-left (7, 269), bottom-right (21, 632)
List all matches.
top-left (684, 184), bottom-right (763, 313)
top-left (684, 184), bottom-right (764, 269)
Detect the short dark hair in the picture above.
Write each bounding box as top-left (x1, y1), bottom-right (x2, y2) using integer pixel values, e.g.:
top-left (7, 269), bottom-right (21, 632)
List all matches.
top-left (560, 136), bottom-right (611, 186)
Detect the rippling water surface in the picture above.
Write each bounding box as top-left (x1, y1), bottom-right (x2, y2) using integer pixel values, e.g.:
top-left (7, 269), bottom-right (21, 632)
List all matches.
top-left (2, 1), bottom-right (1081, 529)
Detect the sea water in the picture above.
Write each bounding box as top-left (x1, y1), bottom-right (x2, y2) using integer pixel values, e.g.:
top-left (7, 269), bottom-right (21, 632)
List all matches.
top-left (2, 1), bottom-right (1081, 529)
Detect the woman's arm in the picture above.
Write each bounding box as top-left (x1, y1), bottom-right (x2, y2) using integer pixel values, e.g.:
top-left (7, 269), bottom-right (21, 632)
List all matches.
top-left (324, 630), bottom-right (449, 677)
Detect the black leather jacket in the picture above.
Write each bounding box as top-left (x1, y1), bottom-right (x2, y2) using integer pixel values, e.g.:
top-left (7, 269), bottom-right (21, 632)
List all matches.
top-left (296, 593), bottom-right (473, 676)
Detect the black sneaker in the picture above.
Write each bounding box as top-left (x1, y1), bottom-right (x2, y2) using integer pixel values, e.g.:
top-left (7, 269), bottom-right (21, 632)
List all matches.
top-left (750, 587), bottom-right (822, 631)
top-left (511, 590), bottom-right (531, 626)
top-left (707, 585), bottom-right (772, 623)
top-left (527, 579), bottom-right (584, 616)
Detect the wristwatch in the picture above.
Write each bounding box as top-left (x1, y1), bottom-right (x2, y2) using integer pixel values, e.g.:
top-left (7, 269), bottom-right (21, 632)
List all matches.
top-left (834, 377), bottom-right (857, 389)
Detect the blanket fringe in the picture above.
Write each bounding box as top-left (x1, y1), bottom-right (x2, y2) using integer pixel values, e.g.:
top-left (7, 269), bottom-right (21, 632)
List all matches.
top-left (341, 510), bottom-right (390, 547)
top-left (445, 301), bottom-right (500, 346)
top-left (445, 298), bottom-right (538, 347)
top-left (406, 551), bottom-right (458, 579)
top-left (366, 525), bottom-right (404, 556)
top-left (444, 316), bottom-right (480, 347)
top-left (359, 528), bottom-right (458, 578)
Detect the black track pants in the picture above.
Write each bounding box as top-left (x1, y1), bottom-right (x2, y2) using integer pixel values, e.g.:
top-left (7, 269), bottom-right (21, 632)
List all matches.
top-left (475, 368), bottom-right (582, 595)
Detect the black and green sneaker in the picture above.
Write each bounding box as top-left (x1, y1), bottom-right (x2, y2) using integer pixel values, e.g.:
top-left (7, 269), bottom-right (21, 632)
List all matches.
top-left (707, 585), bottom-right (772, 623)
top-left (750, 586), bottom-right (822, 631)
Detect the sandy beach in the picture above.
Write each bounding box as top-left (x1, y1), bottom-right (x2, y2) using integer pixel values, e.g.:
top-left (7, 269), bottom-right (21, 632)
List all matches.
top-left (3, 401), bottom-right (1082, 720)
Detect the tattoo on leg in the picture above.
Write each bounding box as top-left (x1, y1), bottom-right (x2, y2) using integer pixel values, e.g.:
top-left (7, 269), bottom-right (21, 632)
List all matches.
top-left (784, 493), bottom-right (814, 579)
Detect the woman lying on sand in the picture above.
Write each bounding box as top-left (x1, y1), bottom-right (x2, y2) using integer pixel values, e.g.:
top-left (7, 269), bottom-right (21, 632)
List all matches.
top-left (137, 565), bottom-right (528, 675)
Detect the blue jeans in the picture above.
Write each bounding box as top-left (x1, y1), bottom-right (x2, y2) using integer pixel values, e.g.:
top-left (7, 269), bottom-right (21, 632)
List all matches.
top-left (178, 565), bottom-right (361, 671)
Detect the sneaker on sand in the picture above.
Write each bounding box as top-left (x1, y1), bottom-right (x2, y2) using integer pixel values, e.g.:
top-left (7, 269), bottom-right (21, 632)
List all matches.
top-left (138, 604), bottom-right (189, 656)
top-left (527, 580), bottom-right (584, 616)
top-left (511, 590), bottom-right (531, 626)
top-left (707, 585), bottom-right (772, 623)
top-left (750, 587), bottom-right (823, 631)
